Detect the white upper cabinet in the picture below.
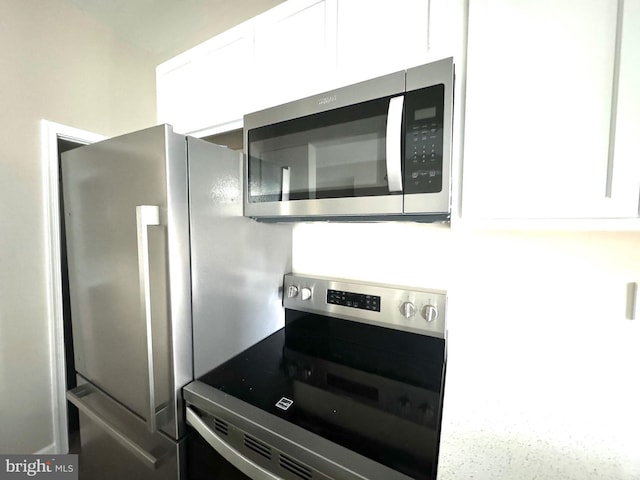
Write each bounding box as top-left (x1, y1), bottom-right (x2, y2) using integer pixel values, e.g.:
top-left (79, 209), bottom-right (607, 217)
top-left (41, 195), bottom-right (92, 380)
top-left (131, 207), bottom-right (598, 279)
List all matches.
top-left (614, 0), bottom-right (640, 218)
top-left (156, 24), bottom-right (251, 136)
top-left (462, 0), bottom-right (640, 220)
top-left (191, 27), bottom-right (252, 135)
top-left (156, 54), bottom-right (197, 135)
top-left (155, 0), bottom-right (464, 136)
top-left (335, 0), bottom-right (463, 86)
top-left (250, 0), bottom-right (337, 113)
top-left (335, 0), bottom-right (430, 84)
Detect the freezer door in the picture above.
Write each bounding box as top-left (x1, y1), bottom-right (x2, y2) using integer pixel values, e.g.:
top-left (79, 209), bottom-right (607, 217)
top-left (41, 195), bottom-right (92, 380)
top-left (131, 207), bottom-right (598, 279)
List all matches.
top-left (61, 125), bottom-right (192, 440)
top-left (187, 138), bottom-right (292, 377)
top-left (67, 382), bottom-right (184, 480)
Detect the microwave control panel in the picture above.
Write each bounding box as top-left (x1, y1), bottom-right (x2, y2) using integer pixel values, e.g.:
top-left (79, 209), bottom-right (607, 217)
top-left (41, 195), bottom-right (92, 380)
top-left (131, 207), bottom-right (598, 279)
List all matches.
top-left (404, 84), bottom-right (445, 194)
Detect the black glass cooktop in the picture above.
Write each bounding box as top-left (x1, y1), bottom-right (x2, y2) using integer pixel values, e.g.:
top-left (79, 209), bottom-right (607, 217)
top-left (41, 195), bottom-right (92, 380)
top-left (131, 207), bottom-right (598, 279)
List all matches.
top-left (198, 310), bottom-right (446, 480)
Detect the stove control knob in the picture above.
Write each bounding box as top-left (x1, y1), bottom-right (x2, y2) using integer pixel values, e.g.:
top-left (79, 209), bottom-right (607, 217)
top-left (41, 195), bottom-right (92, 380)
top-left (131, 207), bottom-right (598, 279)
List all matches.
top-left (422, 304), bottom-right (438, 323)
top-left (300, 287), bottom-right (312, 301)
top-left (287, 285), bottom-right (299, 298)
top-left (400, 301), bottom-right (416, 319)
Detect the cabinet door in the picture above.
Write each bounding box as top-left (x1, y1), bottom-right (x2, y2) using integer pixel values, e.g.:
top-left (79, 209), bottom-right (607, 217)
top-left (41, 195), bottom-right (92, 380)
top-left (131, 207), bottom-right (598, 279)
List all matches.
top-left (156, 55), bottom-right (198, 134)
top-left (250, 0), bottom-right (336, 113)
top-left (335, 0), bottom-right (463, 86)
top-left (336, 0), bottom-right (430, 85)
top-left (612, 0), bottom-right (640, 217)
top-left (156, 26), bottom-right (251, 135)
top-left (189, 27), bottom-right (252, 135)
top-left (463, 0), bottom-right (639, 219)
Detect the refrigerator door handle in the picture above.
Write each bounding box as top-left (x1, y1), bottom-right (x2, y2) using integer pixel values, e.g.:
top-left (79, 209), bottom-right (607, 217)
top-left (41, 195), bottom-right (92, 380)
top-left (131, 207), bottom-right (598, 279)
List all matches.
top-left (136, 205), bottom-right (161, 433)
top-left (186, 407), bottom-right (282, 480)
top-left (67, 386), bottom-right (161, 469)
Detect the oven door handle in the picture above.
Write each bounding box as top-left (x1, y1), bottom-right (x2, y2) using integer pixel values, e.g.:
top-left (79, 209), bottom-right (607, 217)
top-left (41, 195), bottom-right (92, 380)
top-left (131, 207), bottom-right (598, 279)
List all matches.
top-left (385, 95), bottom-right (404, 193)
top-left (186, 407), bottom-right (283, 480)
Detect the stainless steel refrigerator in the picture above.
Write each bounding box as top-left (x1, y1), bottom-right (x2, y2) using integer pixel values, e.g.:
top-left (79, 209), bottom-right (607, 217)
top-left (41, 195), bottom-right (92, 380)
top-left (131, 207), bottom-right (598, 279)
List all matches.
top-left (61, 124), bottom-right (291, 480)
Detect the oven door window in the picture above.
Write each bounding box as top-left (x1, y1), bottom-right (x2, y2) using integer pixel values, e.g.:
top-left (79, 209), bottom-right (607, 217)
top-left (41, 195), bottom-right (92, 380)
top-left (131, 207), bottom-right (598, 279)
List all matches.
top-left (247, 96), bottom-right (401, 203)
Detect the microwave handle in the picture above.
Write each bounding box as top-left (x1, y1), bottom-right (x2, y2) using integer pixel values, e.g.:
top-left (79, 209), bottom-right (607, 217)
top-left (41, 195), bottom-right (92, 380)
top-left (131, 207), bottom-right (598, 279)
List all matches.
top-left (386, 96), bottom-right (404, 193)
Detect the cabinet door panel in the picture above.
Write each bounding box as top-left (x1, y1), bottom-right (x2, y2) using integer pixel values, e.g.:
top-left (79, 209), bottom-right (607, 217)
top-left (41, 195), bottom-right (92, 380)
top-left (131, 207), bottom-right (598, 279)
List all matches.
top-left (251, 0), bottom-right (334, 113)
top-left (157, 26), bottom-right (251, 135)
top-left (463, 0), bottom-right (635, 219)
top-left (611, 0), bottom-right (640, 216)
top-left (192, 30), bottom-right (251, 133)
top-left (336, 0), bottom-right (430, 84)
top-left (157, 57), bottom-right (198, 134)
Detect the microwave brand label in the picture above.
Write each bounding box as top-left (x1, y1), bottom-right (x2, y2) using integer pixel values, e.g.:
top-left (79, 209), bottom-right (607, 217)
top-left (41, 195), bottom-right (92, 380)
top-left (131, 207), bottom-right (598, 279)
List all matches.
top-left (318, 94), bottom-right (337, 106)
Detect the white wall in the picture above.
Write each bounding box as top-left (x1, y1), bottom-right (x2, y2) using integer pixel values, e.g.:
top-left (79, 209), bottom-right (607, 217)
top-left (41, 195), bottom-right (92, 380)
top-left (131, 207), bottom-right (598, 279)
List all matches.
top-left (293, 223), bottom-right (640, 479)
top-left (0, 0), bottom-right (156, 453)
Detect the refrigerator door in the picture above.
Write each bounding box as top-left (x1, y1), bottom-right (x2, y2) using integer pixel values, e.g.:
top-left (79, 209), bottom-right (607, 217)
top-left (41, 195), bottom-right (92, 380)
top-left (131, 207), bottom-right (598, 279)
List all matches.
top-left (61, 125), bottom-right (192, 440)
top-left (67, 381), bottom-right (184, 480)
top-left (187, 138), bottom-right (292, 377)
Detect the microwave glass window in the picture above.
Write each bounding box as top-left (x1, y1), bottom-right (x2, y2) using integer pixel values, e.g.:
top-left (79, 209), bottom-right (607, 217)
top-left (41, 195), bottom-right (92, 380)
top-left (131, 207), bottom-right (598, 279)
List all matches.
top-left (248, 97), bottom-right (396, 203)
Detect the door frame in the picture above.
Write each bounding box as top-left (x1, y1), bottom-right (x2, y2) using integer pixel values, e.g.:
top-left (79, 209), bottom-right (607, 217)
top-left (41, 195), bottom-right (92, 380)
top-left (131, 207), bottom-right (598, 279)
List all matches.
top-left (41, 120), bottom-right (106, 454)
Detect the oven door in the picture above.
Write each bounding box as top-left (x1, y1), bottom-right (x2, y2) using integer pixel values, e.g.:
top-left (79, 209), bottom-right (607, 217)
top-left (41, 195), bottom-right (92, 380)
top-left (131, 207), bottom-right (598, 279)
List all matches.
top-left (184, 381), bottom-right (416, 480)
top-left (244, 72), bottom-right (406, 219)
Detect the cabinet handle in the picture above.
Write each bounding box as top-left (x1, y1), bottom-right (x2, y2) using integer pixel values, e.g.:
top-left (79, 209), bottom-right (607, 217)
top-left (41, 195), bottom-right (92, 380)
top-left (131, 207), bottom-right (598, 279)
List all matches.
top-left (136, 205), bottom-right (161, 433)
top-left (605, 0), bottom-right (624, 198)
top-left (386, 96), bottom-right (405, 193)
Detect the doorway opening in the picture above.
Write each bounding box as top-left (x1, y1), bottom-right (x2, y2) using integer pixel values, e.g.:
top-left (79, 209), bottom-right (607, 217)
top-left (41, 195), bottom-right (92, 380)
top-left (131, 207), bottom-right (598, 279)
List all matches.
top-left (41, 120), bottom-right (105, 454)
top-left (57, 138), bottom-right (84, 451)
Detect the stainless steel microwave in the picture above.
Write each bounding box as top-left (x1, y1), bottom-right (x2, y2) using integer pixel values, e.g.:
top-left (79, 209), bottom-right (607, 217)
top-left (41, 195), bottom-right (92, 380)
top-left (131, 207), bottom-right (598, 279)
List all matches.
top-left (244, 57), bottom-right (454, 221)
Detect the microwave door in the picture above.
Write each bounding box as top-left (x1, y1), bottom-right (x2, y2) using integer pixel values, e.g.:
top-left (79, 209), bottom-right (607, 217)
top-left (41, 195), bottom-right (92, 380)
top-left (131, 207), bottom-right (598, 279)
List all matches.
top-left (245, 96), bottom-right (404, 219)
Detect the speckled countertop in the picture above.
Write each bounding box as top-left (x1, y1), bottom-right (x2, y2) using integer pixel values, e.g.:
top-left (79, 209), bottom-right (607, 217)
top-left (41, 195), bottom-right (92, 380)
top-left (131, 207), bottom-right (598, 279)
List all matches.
top-left (434, 300), bottom-right (640, 480)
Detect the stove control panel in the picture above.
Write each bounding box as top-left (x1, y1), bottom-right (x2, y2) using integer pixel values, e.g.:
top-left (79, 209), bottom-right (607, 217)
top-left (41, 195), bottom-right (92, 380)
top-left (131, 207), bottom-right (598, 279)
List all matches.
top-left (327, 289), bottom-right (381, 312)
top-left (283, 274), bottom-right (446, 338)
